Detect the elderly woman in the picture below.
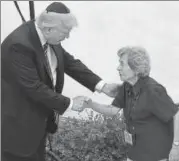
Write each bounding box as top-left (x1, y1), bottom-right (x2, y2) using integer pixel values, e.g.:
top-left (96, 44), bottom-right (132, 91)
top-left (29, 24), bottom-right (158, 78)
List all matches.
top-left (84, 46), bottom-right (179, 161)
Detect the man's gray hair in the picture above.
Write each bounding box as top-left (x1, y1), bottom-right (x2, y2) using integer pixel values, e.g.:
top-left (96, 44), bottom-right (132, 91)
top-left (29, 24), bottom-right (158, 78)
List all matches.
top-left (117, 46), bottom-right (151, 77)
top-left (36, 10), bottom-right (78, 29)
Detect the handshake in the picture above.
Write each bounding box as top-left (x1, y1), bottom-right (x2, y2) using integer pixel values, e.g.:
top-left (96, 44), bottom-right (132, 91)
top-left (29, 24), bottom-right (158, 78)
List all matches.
top-left (71, 96), bottom-right (92, 112)
top-left (70, 83), bottom-right (121, 112)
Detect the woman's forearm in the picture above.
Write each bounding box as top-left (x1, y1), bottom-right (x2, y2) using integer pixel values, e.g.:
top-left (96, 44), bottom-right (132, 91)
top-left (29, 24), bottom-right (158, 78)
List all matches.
top-left (90, 101), bottom-right (120, 116)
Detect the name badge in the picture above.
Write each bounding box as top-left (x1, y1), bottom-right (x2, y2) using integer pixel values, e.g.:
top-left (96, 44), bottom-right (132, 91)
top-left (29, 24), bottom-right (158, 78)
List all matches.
top-left (124, 130), bottom-right (133, 145)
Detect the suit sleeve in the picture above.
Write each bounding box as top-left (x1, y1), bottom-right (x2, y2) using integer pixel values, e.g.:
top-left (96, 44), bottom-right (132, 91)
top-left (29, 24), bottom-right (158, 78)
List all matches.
top-left (62, 48), bottom-right (102, 92)
top-left (9, 44), bottom-right (70, 114)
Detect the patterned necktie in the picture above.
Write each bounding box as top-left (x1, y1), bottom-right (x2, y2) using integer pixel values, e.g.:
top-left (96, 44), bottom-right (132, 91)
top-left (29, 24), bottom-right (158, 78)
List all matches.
top-left (43, 43), bottom-right (48, 53)
top-left (43, 43), bottom-right (54, 87)
top-left (43, 43), bottom-right (59, 133)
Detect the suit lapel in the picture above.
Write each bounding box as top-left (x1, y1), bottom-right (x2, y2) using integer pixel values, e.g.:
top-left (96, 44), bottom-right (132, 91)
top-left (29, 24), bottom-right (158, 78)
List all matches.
top-left (51, 45), bottom-right (64, 72)
top-left (51, 45), bottom-right (64, 92)
top-left (28, 21), bottom-right (53, 82)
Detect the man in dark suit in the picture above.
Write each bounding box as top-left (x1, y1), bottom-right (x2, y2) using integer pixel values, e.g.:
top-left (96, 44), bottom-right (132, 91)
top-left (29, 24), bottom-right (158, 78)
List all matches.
top-left (1, 2), bottom-right (119, 161)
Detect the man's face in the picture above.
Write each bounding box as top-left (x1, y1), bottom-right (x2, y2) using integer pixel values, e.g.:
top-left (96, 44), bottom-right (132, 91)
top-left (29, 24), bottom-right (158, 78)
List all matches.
top-left (117, 54), bottom-right (136, 82)
top-left (45, 24), bottom-right (71, 45)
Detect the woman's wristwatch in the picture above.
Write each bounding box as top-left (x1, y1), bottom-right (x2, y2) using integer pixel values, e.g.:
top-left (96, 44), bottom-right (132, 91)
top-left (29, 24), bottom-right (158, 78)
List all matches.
top-left (173, 141), bottom-right (179, 146)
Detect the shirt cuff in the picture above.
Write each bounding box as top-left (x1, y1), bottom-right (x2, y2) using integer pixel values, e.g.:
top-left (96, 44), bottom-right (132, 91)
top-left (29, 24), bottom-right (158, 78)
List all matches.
top-left (63, 98), bottom-right (73, 115)
top-left (95, 80), bottom-right (106, 93)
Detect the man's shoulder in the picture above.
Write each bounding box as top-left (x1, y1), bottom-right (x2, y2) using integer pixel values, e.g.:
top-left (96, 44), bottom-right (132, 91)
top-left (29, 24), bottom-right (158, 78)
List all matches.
top-left (2, 21), bottom-right (37, 52)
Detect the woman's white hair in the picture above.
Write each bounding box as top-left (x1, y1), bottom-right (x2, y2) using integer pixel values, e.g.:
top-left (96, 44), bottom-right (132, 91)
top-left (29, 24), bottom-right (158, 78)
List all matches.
top-left (36, 10), bottom-right (78, 29)
top-left (117, 46), bottom-right (151, 77)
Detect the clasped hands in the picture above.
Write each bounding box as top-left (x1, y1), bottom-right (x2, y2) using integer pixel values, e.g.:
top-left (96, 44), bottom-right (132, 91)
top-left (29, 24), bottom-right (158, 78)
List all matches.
top-left (71, 83), bottom-right (120, 112)
top-left (71, 96), bottom-right (92, 112)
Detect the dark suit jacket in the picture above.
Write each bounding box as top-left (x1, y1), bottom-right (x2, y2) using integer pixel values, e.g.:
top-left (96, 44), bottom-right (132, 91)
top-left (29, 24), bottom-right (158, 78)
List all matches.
top-left (1, 20), bottom-right (101, 157)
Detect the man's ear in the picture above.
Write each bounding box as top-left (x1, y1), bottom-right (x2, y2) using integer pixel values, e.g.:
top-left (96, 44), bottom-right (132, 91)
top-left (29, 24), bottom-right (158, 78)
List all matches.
top-left (43, 27), bottom-right (52, 35)
top-left (47, 27), bottom-right (53, 33)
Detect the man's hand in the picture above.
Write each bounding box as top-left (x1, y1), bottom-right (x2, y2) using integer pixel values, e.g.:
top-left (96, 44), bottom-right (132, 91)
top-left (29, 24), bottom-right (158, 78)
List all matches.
top-left (72, 96), bottom-right (91, 112)
top-left (101, 83), bottom-right (120, 97)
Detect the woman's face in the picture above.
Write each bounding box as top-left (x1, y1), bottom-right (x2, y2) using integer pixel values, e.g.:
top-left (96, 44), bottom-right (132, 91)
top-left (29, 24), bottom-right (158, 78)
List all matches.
top-left (117, 54), bottom-right (136, 82)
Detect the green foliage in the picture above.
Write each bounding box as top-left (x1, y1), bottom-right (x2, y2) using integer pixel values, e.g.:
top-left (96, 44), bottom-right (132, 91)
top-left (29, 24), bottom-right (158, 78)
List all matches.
top-left (46, 112), bottom-right (127, 161)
